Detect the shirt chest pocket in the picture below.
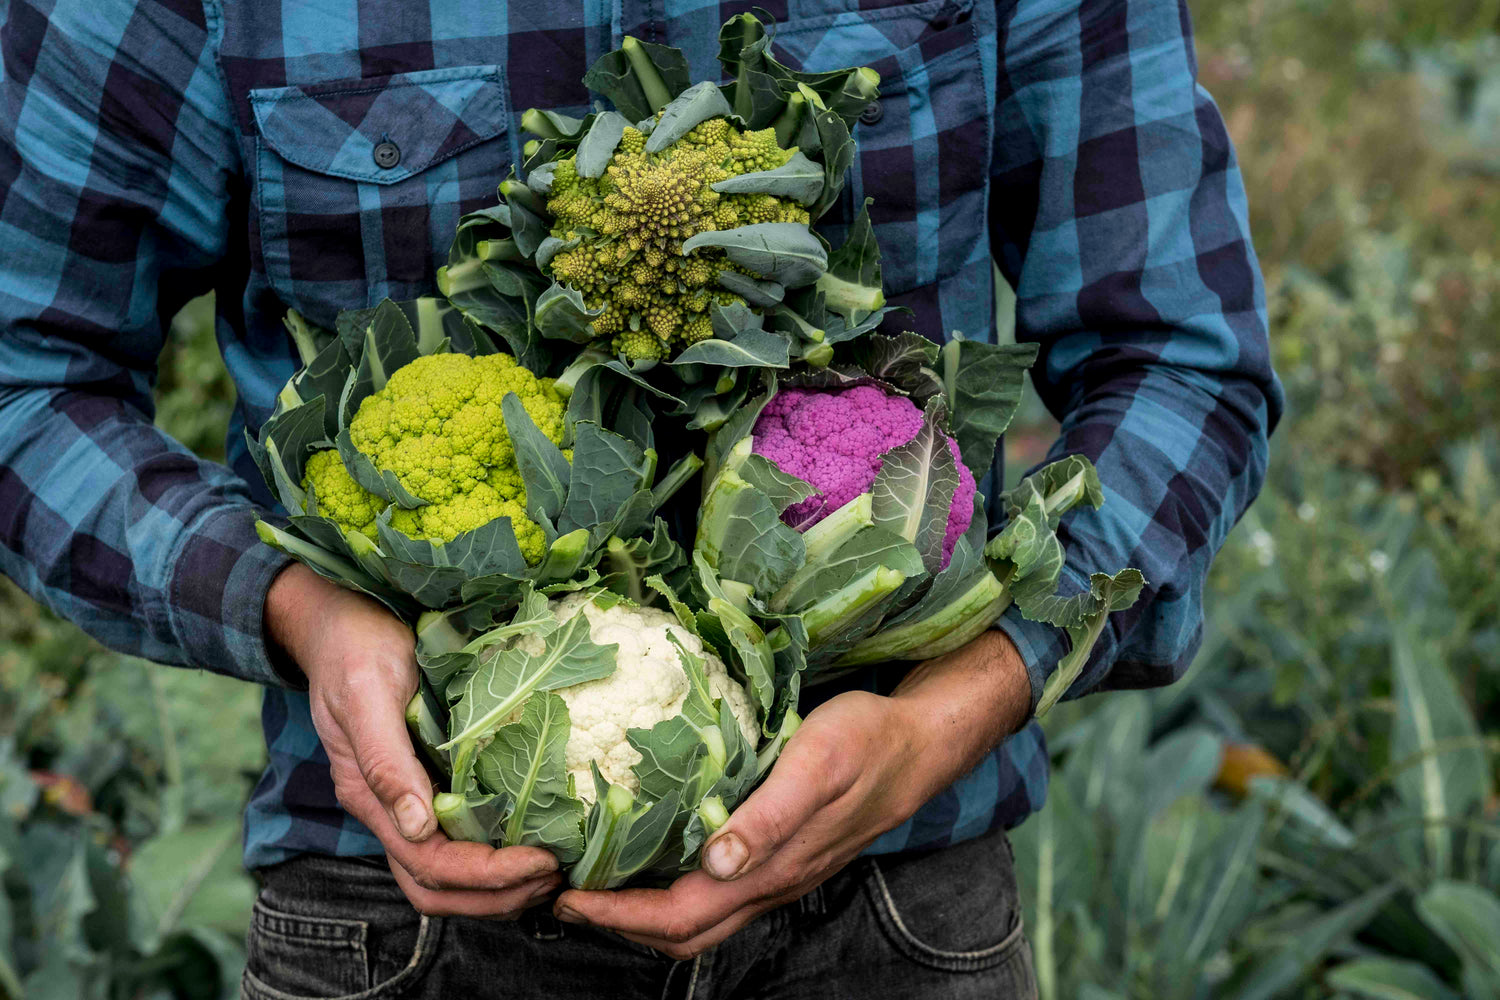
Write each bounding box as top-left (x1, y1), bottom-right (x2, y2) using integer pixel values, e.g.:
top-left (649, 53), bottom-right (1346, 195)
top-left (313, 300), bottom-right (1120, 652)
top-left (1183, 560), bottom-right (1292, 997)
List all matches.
top-left (248, 66), bottom-right (510, 327)
top-left (774, 0), bottom-right (990, 296)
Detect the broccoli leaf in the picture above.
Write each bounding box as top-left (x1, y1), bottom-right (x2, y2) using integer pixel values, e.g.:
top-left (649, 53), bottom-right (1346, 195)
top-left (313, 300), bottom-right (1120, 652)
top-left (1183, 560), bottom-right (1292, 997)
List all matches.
top-left (575, 111), bottom-right (630, 177)
top-left (646, 81), bottom-right (735, 152)
top-left (816, 200), bottom-right (884, 325)
top-left (442, 610), bottom-right (619, 748)
top-left (672, 325), bottom-right (792, 369)
top-left (535, 282), bottom-right (605, 344)
top-left (582, 37), bottom-right (692, 122)
top-left (869, 398), bottom-right (961, 575)
top-left (711, 150), bottom-right (825, 205)
top-left (682, 223), bottom-right (829, 288)
top-left (475, 691), bottom-right (586, 861)
top-left (502, 392), bottom-right (571, 524)
top-left (560, 423), bottom-right (654, 535)
top-left (1033, 568), bottom-right (1147, 717)
top-left (940, 337), bottom-right (1038, 481)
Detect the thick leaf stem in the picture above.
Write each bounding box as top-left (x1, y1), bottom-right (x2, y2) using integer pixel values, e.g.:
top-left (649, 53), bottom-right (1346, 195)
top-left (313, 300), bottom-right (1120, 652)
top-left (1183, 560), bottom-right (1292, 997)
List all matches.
top-left (622, 37), bottom-right (672, 114)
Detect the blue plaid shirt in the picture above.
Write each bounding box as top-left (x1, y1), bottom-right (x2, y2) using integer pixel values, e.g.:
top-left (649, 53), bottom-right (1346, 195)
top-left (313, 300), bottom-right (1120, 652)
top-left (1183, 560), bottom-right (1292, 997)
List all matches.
top-left (0, 0), bottom-right (1280, 869)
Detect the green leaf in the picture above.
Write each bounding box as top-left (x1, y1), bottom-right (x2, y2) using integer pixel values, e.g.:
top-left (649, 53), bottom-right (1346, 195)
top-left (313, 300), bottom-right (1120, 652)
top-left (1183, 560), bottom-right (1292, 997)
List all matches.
top-left (502, 392), bottom-right (571, 525)
top-left (671, 324), bottom-right (792, 369)
top-left (1416, 881), bottom-right (1500, 1000)
top-left (695, 469), bottom-right (806, 596)
top-left (735, 451), bottom-right (817, 514)
top-left (869, 398), bottom-right (960, 574)
top-left (1390, 621), bottom-right (1490, 878)
top-left (575, 111), bottom-right (630, 177)
top-left (442, 607), bottom-right (619, 748)
top-left (646, 81), bottom-right (734, 152)
top-left (1033, 569), bottom-right (1146, 717)
top-left (940, 337), bottom-right (1038, 480)
top-left (815, 199), bottom-right (885, 323)
top-left (582, 37), bottom-right (692, 122)
top-left (1326, 957), bottom-right (1463, 1000)
top-left (600, 520), bottom-right (686, 604)
top-left (560, 423), bottom-right (654, 535)
top-left (711, 150), bottom-right (825, 205)
top-left (682, 223), bottom-right (829, 288)
top-left (476, 691), bottom-right (586, 861)
top-left (129, 820), bottom-right (255, 945)
top-left (535, 281), bottom-right (604, 343)
top-left (1231, 884), bottom-right (1399, 1000)
top-left (628, 717), bottom-right (708, 801)
top-left (771, 525), bottom-right (924, 616)
top-left (714, 270), bottom-right (787, 307)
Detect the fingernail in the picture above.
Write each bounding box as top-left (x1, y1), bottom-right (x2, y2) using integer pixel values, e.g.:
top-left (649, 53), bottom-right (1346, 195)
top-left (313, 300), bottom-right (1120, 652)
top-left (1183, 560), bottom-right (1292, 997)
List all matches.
top-left (555, 904), bottom-right (584, 924)
top-left (394, 793), bottom-right (432, 841)
top-left (704, 834), bottom-right (748, 880)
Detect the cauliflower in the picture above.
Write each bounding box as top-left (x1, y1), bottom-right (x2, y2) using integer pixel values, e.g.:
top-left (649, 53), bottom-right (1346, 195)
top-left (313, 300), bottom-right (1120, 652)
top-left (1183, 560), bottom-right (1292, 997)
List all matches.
top-left (752, 385), bottom-right (977, 567)
top-left (543, 120), bottom-right (809, 363)
top-left (299, 352), bottom-right (566, 562)
top-left (511, 592), bottom-right (757, 802)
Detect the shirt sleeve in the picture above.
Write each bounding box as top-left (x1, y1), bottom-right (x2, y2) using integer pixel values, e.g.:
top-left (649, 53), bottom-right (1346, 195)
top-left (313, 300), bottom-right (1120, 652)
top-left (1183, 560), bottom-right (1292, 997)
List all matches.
top-left (0, 1), bottom-right (293, 686)
top-left (987, 0), bottom-right (1284, 711)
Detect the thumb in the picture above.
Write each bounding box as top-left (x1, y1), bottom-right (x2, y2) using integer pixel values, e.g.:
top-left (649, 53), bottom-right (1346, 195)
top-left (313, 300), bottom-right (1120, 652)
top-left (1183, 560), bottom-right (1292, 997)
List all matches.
top-left (346, 686), bottom-right (438, 843)
top-left (700, 733), bottom-right (829, 881)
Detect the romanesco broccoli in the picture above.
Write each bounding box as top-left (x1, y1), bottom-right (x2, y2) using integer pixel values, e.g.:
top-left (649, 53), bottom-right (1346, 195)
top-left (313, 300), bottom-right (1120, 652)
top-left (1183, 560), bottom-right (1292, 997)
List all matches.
top-left (543, 120), bottom-right (809, 362)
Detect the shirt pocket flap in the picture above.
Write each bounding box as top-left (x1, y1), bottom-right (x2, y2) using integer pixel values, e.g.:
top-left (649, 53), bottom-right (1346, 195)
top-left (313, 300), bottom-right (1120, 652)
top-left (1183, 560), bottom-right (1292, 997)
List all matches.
top-left (249, 65), bottom-right (507, 185)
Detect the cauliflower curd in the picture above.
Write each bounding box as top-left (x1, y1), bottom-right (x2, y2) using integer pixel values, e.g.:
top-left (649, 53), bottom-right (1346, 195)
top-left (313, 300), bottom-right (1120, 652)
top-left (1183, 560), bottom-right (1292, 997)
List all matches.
top-left (512, 592), bottom-right (757, 802)
top-left (300, 352), bottom-right (566, 561)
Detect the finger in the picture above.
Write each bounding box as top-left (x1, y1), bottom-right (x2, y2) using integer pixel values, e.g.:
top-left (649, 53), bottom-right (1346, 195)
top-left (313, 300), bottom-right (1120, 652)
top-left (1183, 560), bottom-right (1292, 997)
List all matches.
top-left (341, 681), bottom-right (442, 842)
top-left (615, 904), bottom-right (766, 961)
top-left (341, 777), bottom-right (558, 890)
top-left (389, 860), bottom-right (562, 918)
top-left (554, 870), bottom-right (757, 940)
top-left (699, 732), bottom-right (831, 881)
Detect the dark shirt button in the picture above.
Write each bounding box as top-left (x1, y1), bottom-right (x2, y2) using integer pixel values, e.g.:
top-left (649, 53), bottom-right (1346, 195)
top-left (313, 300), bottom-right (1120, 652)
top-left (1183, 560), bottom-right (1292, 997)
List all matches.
top-left (373, 140), bottom-right (401, 169)
top-left (859, 101), bottom-right (883, 126)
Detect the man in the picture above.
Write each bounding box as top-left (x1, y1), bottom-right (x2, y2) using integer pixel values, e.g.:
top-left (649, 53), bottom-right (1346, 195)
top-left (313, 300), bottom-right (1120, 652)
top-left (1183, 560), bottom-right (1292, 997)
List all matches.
top-left (0, 0), bottom-right (1280, 996)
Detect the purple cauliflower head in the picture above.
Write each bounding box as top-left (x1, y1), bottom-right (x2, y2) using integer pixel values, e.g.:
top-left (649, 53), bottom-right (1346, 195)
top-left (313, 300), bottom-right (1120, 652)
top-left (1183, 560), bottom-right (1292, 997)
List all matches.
top-left (751, 384), bottom-right (977, 568)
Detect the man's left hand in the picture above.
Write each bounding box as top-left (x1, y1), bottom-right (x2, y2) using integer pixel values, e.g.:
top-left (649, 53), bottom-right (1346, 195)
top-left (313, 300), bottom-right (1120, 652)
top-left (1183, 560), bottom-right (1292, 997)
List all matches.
top-left (553, 631), bottom-right (1031, 960)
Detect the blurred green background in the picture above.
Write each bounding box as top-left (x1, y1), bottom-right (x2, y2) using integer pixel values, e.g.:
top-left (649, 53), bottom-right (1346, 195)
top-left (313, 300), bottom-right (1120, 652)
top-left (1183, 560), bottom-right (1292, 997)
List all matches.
top-left (3, 2), bottom-right (1498, 996)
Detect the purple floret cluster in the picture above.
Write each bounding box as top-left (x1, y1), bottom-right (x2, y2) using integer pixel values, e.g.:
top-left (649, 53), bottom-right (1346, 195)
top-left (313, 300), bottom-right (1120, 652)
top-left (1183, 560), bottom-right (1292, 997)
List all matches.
top-left (751, 385), bottom-right (976, 568)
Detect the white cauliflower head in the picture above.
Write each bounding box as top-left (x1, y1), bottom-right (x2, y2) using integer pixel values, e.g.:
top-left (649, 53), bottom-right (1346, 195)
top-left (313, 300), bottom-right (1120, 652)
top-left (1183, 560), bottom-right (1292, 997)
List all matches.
top-left (511, 591), bottom-right (758, 802)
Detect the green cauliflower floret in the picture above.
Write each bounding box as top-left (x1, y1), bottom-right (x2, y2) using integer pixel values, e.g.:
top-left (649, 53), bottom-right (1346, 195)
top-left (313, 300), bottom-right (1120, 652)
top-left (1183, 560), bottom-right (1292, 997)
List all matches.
top-left (539, 118), bottom-right (805, 362)
top-left (301, 352), bottom-right (566, 563)
top-left (302, 449), bottom-right (384, 540)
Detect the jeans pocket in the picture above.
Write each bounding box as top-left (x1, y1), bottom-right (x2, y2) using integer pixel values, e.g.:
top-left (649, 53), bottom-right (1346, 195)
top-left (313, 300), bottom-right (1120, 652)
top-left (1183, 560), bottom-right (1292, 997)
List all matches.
top-left (241, 860), bottom-right (444, 1000)
top-left (862, 827), bottom-right (1031, 974)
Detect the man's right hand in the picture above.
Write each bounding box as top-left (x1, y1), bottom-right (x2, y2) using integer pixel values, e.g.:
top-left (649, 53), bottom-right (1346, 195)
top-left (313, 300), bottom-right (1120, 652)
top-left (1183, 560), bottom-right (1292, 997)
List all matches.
top-left (264, 563), bottom-right (562, 917)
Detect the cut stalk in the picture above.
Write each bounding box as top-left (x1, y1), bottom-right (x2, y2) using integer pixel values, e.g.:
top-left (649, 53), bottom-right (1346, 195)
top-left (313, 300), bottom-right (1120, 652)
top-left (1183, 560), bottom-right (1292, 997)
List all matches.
top-left (434, 792), bottom-right (495, 843)
top-left (570, 784), bottom-right (638, 890)
top-left (622, 37), bottom-right (672, 114)
top-left (801, 565), bottom-right (907, 645)
top-left (768, 494), bottom-right (874, 612)
top-left (773, 92), bottom-right (806, 148)
top-left (835, 571), bottom-right (1010, 667)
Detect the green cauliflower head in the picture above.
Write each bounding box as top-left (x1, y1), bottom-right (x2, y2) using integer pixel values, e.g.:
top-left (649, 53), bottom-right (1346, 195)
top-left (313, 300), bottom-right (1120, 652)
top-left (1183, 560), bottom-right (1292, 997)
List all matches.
top-left (545, 118), bottom-right (809, 363)
top-left (301, 352), bottom-right (566, 562)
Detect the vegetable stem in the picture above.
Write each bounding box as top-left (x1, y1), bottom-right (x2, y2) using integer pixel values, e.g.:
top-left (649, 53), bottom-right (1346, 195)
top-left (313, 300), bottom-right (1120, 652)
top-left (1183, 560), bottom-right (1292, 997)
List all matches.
top-left (622, 37), bottom-right (672, 114)
top-left (769, 494), bottom-right (874, 611)
top-left (801, 565), bottom-right (907, 645)
top-left (835, 570), bottom-right (1010, 667)
top-left (773, 92), bottom-right (805, 148)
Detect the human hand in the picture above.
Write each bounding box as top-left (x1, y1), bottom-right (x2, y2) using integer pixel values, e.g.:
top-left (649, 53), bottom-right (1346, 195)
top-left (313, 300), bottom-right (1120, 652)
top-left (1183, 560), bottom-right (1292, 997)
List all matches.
top-left (264, 563), bottom-right (563, 917)
top-left (552, 631), bottom-right (1031, 959)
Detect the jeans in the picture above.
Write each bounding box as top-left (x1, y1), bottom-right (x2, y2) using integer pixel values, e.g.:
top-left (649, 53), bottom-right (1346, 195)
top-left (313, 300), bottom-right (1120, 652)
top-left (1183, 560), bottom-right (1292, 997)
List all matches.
top-left (240, 824), bottom-right (1038, 1000)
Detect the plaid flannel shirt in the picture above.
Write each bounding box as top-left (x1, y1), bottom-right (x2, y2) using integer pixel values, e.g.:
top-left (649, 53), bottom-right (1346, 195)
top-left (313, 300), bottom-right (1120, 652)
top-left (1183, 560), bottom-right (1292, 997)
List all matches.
top-left (0, 0), bottom-right (1281, 868)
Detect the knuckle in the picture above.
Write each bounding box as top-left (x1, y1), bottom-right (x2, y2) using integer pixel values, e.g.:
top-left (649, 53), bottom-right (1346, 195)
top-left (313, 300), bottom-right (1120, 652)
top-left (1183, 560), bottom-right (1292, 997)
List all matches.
top-left (764, 866), bottom-right (804, 898)
top-left (660, 942), bottom-right (697, 961)
top-left (661, 919), bottom-right (699, 945)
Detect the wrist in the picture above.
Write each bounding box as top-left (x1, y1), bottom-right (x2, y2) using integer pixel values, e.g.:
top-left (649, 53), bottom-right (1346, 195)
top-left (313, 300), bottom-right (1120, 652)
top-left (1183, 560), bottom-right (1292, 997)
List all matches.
top-left (889, 631), bottom-right (1031, 788)
top-left (263, 563), bottom-right (342, 686)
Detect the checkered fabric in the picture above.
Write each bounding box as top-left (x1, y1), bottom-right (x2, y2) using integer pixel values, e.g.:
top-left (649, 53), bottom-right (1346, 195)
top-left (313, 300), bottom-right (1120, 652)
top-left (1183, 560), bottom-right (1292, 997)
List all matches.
top-left (0, 0), bottom-right (1281, 869)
